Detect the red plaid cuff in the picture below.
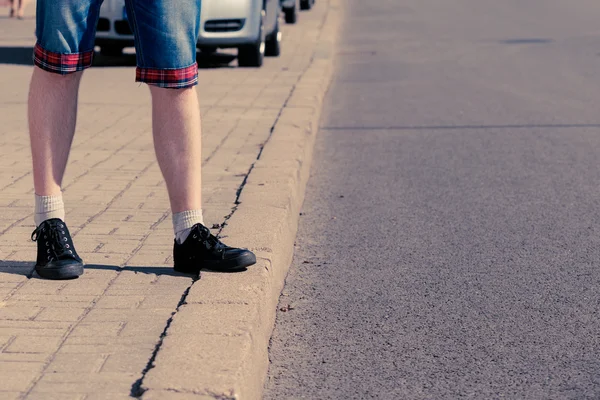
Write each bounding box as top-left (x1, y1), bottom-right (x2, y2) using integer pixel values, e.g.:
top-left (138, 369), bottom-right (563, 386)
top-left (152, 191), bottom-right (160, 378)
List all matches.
top-left (136, 64), bottom-right (198, 89)
top-left (33, 43), bottom-right (93, 74)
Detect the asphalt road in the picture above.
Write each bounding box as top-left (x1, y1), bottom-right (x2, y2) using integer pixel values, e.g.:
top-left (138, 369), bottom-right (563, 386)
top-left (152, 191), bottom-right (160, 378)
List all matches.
top-left (264, 0), bottom-right (600, 399)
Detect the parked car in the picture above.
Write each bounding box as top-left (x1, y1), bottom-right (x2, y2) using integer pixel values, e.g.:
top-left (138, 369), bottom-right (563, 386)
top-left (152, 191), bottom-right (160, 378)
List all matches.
top-left (95, 0), bottom-right (282, 67)
top-left (281, 0), bottom-right (299, 24)
top-left (300, 0), bottom-right (315, 10)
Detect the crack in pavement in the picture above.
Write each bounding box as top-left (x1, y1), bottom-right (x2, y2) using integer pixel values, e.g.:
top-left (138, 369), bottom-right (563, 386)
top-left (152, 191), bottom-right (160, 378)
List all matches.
top-left (128, 54), bottom-right (318, 398)
top-left (124, 6), bottom-right (335, 392)
top-left (130, 276), bottom-right (199, 398)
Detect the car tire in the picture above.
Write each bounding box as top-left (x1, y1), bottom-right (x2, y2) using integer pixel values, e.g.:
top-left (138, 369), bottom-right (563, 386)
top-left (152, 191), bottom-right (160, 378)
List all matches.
top-left (284, 1), bottom-right (298, 24)
top-left (300, 0), bottom-right (314, 11)
top-left (100, 45), bottom-right (123, 56)
top-left (265, 17), bottom-right (281, 57)
top-left (238, 10), bottom-right (266, 67)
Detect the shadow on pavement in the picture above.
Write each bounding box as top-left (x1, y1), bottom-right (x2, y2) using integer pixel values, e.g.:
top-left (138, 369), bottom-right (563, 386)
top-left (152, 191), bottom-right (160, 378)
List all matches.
top-left (0, 46), bottom-right (236, 68)
top-left (0, 46), bottom-right (33, 66)
top-left (0, 261), bottom-right (245, 278)
top-left (0, 261), bottom-right (34, 277)
top-left (87, 264), bottom-right (248, 275)
top-left (84, 264), bottom-right (194, 277)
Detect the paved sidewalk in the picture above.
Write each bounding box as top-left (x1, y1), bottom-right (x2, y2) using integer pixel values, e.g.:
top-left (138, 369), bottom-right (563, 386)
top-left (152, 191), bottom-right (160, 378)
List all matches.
top-left (0, 3), bottom-right (332, 398)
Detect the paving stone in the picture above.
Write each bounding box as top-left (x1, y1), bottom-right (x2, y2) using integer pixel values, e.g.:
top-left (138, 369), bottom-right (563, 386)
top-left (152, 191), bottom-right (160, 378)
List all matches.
top-left (4, 336), bottom-right (63, 354)
top-left (118, 317), bottom-right (170, 337)
top-left (62, 336), bottom-right (159, 347)
top-left (47, 353), bottom-right (108, 374)
top-left (0, 392), bottom-right (22, 400)
top-left (69, 322), bottom-right (125, 337)
top-left (0, 335), bottom-right (14, 350)
top-left (0, 368), bottom-right (40, 391)
top-left (25, 393), bottom-right (86, 400)
top-left (137, 294), bottom-right (184, 309)
top-left (142, 390), bottom-right (216, 400)
top-left (94, 295), bottom-right (145, 310)
top-left (84, 394), bottom-right (135, 400)
top-left (99, 352), bottom-right (151, 374)
top-left (0, 362), bottom-right (45, 373)
top-left (0, 306), bottom-right (42, 321)
top-left (34, 308), bottom-right (87, 322)
top-left (0, 353), bottom-right (49, 362)
top-left (57, 343), bottom-right (156, 355)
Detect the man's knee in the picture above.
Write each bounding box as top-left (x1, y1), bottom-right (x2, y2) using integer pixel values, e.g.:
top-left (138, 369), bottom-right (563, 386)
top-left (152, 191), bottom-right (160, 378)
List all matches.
top-left (32, 67), bottom-right (84, 90)
top-left (148, 84), bottom-right (196, 99)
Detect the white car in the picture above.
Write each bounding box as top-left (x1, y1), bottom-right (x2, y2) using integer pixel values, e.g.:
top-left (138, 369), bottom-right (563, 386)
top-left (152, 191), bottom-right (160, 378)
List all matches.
top-left (95, 0), bottom-right (282, 67)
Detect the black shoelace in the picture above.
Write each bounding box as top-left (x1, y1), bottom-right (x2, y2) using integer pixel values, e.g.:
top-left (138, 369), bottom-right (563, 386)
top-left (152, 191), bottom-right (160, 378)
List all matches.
top-left (31, 221), bottom-right (75, 261)
top-left (192, 225), bottom-right (224, 251)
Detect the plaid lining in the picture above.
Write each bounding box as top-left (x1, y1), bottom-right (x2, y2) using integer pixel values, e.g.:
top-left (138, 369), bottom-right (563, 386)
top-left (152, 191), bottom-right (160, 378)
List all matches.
top-left (33, 43), bottom-right (93, 74)
top-left (136, 64), bottom-right (198, 89)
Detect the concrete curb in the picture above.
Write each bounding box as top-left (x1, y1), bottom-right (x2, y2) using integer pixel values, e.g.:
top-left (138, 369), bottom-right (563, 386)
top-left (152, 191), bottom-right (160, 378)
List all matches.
top-left (140, 2), bottom-right (340, 399)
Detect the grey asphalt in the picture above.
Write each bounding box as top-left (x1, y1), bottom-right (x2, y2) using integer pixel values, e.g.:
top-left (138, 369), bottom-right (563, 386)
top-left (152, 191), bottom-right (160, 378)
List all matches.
top-left (264, 0), bottom-right (600, 399)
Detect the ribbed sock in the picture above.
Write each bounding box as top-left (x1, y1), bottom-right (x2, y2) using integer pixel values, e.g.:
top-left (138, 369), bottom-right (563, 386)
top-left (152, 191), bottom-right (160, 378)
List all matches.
top-left (34, 194), bottom-right (65, 227)
top-left (173, 209), bottom-right (204, 244)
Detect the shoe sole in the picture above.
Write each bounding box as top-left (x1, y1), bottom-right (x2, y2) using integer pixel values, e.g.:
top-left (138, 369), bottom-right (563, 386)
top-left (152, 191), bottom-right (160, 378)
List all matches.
top-left (35, 263), bottom-right (84, 280)
top-left (174, 252), bottom-right (257, 274)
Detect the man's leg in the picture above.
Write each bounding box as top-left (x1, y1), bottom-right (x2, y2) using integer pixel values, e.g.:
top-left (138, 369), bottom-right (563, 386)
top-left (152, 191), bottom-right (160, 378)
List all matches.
top-left (30, 0), bottom-right (100, 279)
top-left (148, 84), bottom-right (256, 273)
top-left (28, 67), bottom-right (85, 279)
top-left (29, 68), bottom-right (82, 196)
top-left (149, 85), bottom-right (202, 213)
top-left (128, 0), bottom-right (256, 273)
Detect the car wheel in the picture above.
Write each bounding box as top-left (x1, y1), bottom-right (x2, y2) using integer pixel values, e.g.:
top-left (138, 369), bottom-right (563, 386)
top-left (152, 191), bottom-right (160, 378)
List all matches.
top-left (238, 9), bottom-right (266, 67)
top-left (265, 16), bottom-right (281, 57)
top-left (100, 45), bottom-right (123, 56)
top-left (300, 0), bottom-right (314, 10)
top-left (284, 0), bottom-right (298, 24)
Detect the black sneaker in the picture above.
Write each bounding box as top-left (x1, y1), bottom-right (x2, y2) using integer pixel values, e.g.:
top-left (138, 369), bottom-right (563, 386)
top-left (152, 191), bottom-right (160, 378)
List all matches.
top-left (31, 218), bottom-right (84, 280)
top-left (173, 223), bottom-right (256, 273)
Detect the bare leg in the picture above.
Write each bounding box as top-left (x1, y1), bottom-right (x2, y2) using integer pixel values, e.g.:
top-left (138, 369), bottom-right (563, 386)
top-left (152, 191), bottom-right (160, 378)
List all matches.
top-left (29, 68), bottom-right (83, 196)
top-left (149, 86), bottom-right (202, 213)
top-left (16, 0), bottom-right (28, 18)
top-left (9, 0), bottom-right (16, 17)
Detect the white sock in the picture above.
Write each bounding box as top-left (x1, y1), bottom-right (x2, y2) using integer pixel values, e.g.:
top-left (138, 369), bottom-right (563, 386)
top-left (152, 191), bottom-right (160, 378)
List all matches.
top-left (173, 209), bottom-right (204, 244)
top-left (34, 194), bottom-right (65, 227)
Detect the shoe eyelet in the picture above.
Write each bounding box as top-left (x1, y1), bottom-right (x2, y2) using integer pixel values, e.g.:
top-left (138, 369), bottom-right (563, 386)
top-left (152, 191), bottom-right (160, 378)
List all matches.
top-left (45, 242), bottom-right (49, 246)
top-left (61, 231), bottom-right (65, 234)
top-left (59, 224), bottom-right (64, 228)
top-left (66, 244), bottom-right (70, 248)
top-left (47, 256), bottom-right (51, 260)
top-left (46, 249), bottom-right (50, 253)
top-left (44, 235), bottom-right (47, 239)
top-left (69, 250), bottom-right (73, 254)
top-left (63, 238), bottom-right (68, 242)
top-left (193, 235), bottom-right (197, 239)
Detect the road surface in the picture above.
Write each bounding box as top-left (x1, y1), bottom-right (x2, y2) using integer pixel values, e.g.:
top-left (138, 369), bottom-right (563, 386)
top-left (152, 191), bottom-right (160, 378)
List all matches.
top-left (265, 0), bottom-right (600, 398)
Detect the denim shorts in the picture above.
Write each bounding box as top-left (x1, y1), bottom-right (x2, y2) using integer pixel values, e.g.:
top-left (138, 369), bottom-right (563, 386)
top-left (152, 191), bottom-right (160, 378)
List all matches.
top-left (34, 0), bottom-right (201, 88)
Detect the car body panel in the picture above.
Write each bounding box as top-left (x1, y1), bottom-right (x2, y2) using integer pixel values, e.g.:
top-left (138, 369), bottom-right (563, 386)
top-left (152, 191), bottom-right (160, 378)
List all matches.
top-left (281, 0), bottom-right (296, 9)
top-left (96, 0), bottom-right (280, 49)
